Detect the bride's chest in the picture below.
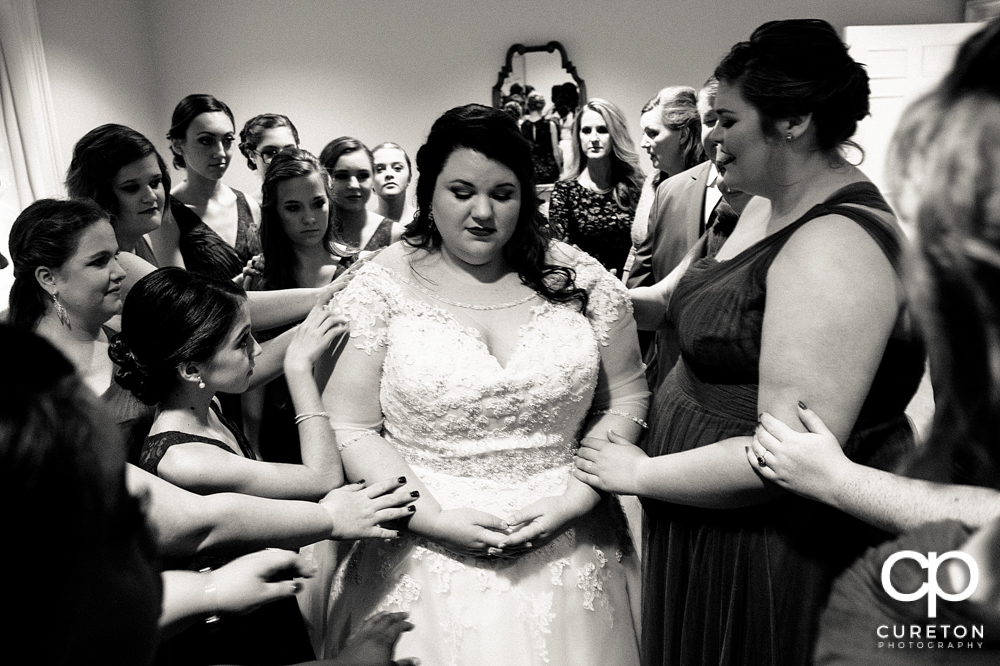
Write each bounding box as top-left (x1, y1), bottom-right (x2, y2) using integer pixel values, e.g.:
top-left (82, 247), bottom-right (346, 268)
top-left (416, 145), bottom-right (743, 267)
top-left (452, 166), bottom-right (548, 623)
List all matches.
top-left (381, 303), bottom-right (600, 393)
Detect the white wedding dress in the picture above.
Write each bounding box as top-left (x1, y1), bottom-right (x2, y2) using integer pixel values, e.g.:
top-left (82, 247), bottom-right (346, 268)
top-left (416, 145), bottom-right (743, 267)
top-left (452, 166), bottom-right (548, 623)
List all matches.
top-left (300, 242), bottom-right (647, 666)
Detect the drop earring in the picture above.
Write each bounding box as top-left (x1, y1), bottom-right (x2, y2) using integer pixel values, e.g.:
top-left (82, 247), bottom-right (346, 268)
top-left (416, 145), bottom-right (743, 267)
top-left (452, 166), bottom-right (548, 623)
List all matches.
top-left (197, 376), bottom-right (206, 389)
top-left (427, 207), bottom-right (436, 229)
top-left (52, 293), bottom-right (70, 328)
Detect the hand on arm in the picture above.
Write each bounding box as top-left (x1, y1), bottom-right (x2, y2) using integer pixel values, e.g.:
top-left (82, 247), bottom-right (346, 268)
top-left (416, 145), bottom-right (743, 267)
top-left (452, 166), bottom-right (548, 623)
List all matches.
top-left (159, 549), bottom-right (316, 635)
top-left (326, 306), bottom-right (510, 558)
top-left (285, 303), bottom-right (351, 487)
top-left (605, 214), bottom-right (906, 509)
top-left (750, 405), bottom-right (1000, 534)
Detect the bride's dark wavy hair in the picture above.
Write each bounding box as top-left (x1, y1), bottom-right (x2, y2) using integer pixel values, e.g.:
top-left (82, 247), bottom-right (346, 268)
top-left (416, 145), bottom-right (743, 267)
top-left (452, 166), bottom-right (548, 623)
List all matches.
top-left (403, 104), bottom-right (587, 311)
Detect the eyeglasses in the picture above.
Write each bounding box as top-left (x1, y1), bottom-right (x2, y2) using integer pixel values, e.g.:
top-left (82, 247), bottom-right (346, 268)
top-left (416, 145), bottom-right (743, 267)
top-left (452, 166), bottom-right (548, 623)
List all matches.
top-left (253, 145), bottom-right (294, 165)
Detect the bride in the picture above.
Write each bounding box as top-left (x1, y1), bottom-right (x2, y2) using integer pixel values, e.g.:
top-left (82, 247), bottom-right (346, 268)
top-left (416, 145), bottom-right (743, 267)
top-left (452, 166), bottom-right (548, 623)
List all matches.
top-left (305, 104), bottom-right (649, 665)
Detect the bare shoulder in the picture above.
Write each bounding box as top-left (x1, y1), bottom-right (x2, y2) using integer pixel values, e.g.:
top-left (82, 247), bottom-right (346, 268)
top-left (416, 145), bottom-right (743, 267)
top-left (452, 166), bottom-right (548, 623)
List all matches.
top-left (771, 212), bottom-right (901, 300)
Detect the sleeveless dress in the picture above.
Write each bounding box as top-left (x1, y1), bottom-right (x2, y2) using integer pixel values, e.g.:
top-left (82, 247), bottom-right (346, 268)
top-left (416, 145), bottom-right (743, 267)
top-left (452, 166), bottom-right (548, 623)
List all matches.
top-left (521, 118), bottom-right (561, 184)
top-left (171, 189), bottom-right (261, 282)
top-left (641, 183), bottom-right (926, 666)
top-left (301, 246), bottom-right (646, 666)
top-left (139, 402), bottom-right (315, 666)
top-left (548, 179), bottom-right (637, 275)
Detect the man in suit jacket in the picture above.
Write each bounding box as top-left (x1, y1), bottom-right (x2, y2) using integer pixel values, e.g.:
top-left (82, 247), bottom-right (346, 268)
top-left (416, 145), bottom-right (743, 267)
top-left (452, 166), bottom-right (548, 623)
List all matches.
top-left (628, 79), bottom-right (746, 389)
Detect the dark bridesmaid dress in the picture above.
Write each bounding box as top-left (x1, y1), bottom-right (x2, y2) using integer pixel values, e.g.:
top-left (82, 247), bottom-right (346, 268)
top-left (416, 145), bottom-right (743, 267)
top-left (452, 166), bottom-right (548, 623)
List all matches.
top-left (641, 183), bottom-right (926, 666)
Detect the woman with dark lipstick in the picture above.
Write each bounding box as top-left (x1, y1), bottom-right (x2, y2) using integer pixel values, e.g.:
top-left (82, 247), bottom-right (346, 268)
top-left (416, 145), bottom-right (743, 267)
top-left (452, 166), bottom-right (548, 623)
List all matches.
top-left (168, 94), bottom-right (262, 282)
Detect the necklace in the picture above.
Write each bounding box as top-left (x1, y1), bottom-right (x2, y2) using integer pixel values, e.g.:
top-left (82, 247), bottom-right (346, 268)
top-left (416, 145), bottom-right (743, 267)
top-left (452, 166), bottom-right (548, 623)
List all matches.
top-left (399, 272), bottom-right (538, 310)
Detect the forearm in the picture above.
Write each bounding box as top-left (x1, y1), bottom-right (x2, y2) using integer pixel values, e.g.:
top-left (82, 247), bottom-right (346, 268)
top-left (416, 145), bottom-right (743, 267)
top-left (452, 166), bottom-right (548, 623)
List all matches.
top-left (636, 436), bottom-right (782, 508)
top-left (286, 361), bottom-right (343, 484)
top-left (191, 493), bottom-right (334, 554)
top-left (821, 463), bottom-right (1000, 534)
top-left (629, 285), bottom-right (669, 330)
top-left (247, 289), bottom-right (319, 330)
top-left (159, 570), bottom-right (215, 634)
top-left (340, 433), bottom-right (442, 534)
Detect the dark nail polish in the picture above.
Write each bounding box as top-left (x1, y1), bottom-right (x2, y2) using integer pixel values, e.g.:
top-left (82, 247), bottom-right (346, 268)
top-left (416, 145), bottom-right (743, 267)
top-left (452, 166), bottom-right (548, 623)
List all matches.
top-left (410, 491), bottom-right (420, 498)
top-left (408, 505), bottom-right (416, 512)
top-left (798, 401), bottom-right (807, 410)
top-left (398, 476), bottom-right (407, 484)
top-left (758, 413), bottom-right (763, 420)
top-left (357, 479), bottom-right (366, 485)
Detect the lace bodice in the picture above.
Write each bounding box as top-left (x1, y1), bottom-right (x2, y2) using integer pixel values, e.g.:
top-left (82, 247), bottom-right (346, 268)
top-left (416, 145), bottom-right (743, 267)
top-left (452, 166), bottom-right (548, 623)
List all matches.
top-left (329, 243), bottom-right (646, 514)
top-left (306, 243), bottom-right (646, 665)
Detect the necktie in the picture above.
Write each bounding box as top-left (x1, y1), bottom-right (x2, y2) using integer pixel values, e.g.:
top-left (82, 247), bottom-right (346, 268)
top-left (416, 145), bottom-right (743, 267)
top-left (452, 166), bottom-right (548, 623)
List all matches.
top-left (706, 199), bottom-right (739, 259)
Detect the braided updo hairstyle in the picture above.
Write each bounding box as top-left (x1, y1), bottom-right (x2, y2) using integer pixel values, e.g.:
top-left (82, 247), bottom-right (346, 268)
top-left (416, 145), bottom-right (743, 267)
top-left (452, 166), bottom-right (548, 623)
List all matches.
top-left (110, 267), bottom-right (246, 405)
top-left (714, 19), bottom-right (871, 153)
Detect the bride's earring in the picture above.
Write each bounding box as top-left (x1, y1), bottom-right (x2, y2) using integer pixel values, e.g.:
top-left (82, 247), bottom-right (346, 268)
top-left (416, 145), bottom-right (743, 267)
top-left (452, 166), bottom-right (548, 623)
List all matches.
top-left (52, 293), bottom-right (70, 328)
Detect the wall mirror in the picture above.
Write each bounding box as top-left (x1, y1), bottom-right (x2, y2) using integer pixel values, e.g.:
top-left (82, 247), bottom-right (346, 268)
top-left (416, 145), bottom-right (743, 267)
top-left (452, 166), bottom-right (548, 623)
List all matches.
top-left (492, 41), bottom-right (586, 109)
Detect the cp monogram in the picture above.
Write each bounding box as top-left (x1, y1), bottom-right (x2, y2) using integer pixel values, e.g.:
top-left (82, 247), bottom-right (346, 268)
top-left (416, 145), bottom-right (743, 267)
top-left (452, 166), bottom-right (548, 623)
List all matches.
top-left (881, 550), bottom-right (979, 618)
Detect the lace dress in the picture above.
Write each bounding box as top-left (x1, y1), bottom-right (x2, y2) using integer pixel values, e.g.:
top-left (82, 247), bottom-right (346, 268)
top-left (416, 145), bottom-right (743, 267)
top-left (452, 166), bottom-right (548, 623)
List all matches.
top-left (548, 179), bottom-right (637, 274)
top-left (300, 243), bottom-right (646, 666)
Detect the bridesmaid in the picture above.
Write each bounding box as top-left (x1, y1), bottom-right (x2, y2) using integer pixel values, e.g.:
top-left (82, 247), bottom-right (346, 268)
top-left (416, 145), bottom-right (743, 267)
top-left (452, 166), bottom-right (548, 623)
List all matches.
top-left (547, 98), bottom-right (645, 275)
top-left (167, 94), bottom-right (262, 281)
top-left (243, 148), bottom-right (351, 463)
top-left (574, 20), bottom-right (925, 666)
top-left (66, 124), bottom-right (170, 270)
top-left (238, 113), bottom-right (300, 186)
top-left (370, 142), bottom-right (416, 225)
top-left (319, 137), bottom-right (402, 256)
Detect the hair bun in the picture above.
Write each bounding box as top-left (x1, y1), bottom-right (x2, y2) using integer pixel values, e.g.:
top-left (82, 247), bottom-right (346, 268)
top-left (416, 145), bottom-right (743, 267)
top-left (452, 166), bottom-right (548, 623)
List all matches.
top-left (109, 335), bottom-right (161, 406)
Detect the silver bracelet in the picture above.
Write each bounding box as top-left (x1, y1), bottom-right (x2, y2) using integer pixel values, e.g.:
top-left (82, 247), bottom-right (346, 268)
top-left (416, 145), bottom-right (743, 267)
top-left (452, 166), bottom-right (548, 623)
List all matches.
top-left (591, 408), bottom-right (648, 429)
top-left (294, 411), bottom-right (330, 425)
top-left (199, 567), bottom-right (220, 625)
top-left (337, 429), bottom-right (381, 451)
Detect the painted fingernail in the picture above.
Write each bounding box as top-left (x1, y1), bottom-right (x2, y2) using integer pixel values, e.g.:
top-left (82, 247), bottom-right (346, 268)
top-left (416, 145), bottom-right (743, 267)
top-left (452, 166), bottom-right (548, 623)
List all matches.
top-left (292, 581), bottom-right (303, 593)
top-left (798, 401), bottom-right (808, 410)
top-left (356, 479), bottom-right (366, 485)
top-left (410, 490), bottom-right (420, 498)
top-left (398, 476), bottom-right (407, 484)
top-left (758, 413), bottom-right (763, 420)
top-left (408, 505), bottom-right (416, 512)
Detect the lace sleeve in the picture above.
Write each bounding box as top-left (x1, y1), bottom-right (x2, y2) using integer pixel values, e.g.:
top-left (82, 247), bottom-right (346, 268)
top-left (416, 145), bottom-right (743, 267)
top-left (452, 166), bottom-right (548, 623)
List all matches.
top-left (573, 251), bottom-right (649, 416)
top-left (573, 252), bottom-right (634, 347)
top-left (335, 263), bottom-right (397, 355)
top-left (547, 180), bottom-right (572, 240)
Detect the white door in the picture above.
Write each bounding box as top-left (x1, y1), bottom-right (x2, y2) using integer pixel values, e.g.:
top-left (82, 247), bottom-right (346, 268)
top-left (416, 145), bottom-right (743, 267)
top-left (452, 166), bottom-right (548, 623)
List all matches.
top-left (845, 22), bottom-right (983, 197)
top-left (845, 22), bottom-right (983, 442)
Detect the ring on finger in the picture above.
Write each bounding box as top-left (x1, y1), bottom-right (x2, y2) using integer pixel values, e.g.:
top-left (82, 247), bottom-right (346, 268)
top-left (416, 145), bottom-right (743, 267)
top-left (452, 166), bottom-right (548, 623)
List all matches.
top-left (756, 453), bottom-right (767, 467)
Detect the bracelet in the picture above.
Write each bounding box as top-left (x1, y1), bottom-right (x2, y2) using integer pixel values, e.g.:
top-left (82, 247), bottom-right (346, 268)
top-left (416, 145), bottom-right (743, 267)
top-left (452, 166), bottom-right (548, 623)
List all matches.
top-left (591, 409), bottom-right (648, 430)
top-left (199, 567), bottom-right (220, 626)
top-left (336, 429), bottom-right (381, 452)
top-left (294, 411), bottom-right (330, 425)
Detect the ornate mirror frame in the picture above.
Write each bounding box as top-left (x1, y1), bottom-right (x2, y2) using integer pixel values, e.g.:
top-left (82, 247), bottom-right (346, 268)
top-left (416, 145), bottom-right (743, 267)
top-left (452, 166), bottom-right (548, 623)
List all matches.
top-left (491, 41), bottom-right (586, 108)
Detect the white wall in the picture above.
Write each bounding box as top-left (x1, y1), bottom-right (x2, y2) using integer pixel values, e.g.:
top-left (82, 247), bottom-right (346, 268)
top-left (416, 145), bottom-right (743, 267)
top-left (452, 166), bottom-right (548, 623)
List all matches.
top-left (37, 0), bottom-right (964, 199)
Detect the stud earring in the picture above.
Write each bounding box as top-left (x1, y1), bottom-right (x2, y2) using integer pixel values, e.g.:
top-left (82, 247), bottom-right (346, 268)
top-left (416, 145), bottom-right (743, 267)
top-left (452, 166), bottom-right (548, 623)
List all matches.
top-left (52, 293), bottom-right (70, 328)
top-left (785, 133), bottom-right (793, 141)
